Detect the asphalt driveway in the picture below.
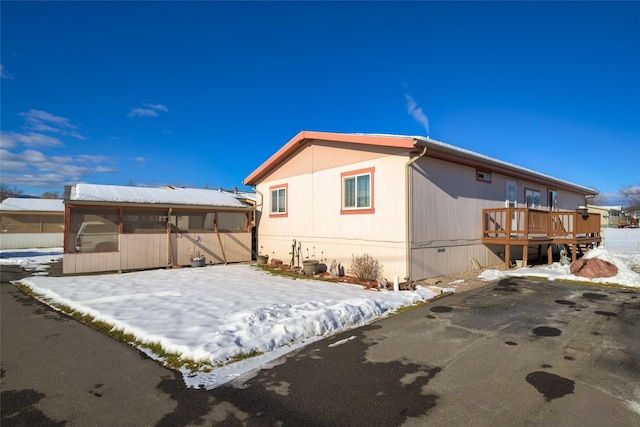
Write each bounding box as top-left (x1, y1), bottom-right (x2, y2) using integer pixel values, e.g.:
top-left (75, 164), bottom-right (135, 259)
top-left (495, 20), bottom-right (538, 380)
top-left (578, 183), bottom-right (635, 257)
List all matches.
top-left (215, 276), bottom-right (640, 426)
top-left (2, 263), bottom-right (639, 426)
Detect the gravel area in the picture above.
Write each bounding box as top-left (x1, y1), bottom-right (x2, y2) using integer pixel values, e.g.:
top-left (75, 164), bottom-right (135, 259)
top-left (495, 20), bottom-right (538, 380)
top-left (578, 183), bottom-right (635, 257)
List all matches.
top-left (415, 264), bottom-right (506, 293)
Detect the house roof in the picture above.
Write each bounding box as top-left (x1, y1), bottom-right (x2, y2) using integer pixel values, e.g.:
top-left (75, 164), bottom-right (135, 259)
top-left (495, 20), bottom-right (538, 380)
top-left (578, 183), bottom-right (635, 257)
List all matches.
top-left (587, 205), bottom-right (624, 212)
top-left (243, 131), bottom-right (597, 195)
top-left (0, 198), bottom-right (64, 212)
top-left (65, 184), bottom-right (250, 209)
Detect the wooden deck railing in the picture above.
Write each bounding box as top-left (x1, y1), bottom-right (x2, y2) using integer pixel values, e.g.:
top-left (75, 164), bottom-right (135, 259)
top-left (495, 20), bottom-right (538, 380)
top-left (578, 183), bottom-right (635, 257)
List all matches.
top-left (549, 211), bottom-right (601, 240)
top-left (482, 207), bottom-right (601, 266)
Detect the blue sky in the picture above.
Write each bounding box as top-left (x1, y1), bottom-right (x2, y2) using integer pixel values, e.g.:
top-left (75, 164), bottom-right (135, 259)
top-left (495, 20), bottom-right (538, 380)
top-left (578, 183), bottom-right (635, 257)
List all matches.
top-left (1, 1), bottom-right (638, 204)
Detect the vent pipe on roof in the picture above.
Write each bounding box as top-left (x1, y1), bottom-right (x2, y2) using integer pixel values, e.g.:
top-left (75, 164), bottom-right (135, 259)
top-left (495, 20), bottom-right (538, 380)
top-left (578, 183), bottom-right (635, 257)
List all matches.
top-left (63, 185), bottom-right (72, 201)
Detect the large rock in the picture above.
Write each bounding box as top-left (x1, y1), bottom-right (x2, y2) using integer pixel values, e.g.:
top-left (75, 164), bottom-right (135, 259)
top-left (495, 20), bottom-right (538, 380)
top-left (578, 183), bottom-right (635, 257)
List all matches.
top-left (570, 258), bottom-right (618, 278)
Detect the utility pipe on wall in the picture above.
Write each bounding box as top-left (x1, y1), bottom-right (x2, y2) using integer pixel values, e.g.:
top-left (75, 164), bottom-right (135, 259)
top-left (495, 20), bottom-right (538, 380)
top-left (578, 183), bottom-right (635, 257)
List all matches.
top-left (252, 186), bottom-right (264, 260)
top-left (405, 144), bottom-right (428, 282)
top-left (167, 207), bottom-right (173, 267)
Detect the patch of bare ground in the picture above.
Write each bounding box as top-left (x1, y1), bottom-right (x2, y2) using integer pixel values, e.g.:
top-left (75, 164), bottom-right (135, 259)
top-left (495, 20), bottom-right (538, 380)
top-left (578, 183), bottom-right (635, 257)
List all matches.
top-left (415, 264), bottom-right (507, 293)
top-left (259, 261), bottom-right (507, 293)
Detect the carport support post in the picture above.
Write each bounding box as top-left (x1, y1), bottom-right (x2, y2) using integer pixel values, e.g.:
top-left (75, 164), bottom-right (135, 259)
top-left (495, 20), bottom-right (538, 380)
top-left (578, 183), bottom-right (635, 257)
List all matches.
top-left (166, 208), bottom-right (173, 267)
top-left (63, 204), bottom-right (71, 254)
top-left (214, 212), bottom-right (227, 264)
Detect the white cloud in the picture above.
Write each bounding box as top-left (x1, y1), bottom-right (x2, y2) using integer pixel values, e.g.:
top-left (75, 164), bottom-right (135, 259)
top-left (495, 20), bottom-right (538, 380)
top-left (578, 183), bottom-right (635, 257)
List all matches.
top-left (1, 109), bottom-right (116, 191)
top-left (405, 94), bottom-right (430, 136)
top-left (20, 109), bottom-right (76, 129)
top-left (18, 109), bottom-right (86, 140)
top-left (0, 172), bottom-right (70, 189)
top-left (128, 103), bottom-right (168, 118)
top-left (143, 103), bottom-right (168, 112)
top-left (1, 64), bottom-right (14, 79)
top-left (76, 154), bottom-right (109, 163)
top-left (0, 131), bottom-right (64, 147)
top-left (0, 149), bottom-right (29, 172)
top-left (0, 148), bottom-right (118, 190)
top-left (0, 132), bottom-right (18, 149)
top-left (95, 166), bottom-right (117, 172)
top-left (127, 108), bottom-right (159, 118)
top-left (21, 149), bottom-right (50, 164)
top-left (600, 191), bottom-right (634, 206)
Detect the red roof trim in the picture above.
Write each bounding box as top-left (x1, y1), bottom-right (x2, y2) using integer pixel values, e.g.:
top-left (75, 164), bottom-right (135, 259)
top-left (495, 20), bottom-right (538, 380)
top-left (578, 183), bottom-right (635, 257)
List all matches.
top-left (243, 131), bottom-right (416, 185)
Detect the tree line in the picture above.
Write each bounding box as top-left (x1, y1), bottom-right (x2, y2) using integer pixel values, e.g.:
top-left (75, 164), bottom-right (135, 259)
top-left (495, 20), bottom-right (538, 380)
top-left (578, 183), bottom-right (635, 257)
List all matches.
top-left (0, 184), bottom-right (59, 201)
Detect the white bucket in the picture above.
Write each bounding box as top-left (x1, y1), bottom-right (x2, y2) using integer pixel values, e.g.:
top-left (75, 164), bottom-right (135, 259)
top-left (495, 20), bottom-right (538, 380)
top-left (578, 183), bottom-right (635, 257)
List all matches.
top-left (515, 260), bottom-right (524, 268)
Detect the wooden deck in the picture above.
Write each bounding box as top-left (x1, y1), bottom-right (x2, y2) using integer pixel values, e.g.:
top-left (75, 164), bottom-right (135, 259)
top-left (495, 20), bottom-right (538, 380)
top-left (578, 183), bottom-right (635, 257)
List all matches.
top-left (482, 208), bottom-right (602, 268)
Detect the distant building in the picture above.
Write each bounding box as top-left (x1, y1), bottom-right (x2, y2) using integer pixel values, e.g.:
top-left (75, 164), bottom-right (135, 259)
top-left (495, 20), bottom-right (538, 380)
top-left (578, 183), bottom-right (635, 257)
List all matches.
top-left (0, 198), bottom-right (64, 249)
top-left (587, 205), bottom-right (624, 228)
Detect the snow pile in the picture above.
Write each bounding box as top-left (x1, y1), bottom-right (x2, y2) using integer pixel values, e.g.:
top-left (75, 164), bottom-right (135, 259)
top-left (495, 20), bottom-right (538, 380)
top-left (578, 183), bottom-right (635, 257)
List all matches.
top-left (479, 228), bottom-right (640, 287)
top-left (16, 264), bottom-right (449, 389)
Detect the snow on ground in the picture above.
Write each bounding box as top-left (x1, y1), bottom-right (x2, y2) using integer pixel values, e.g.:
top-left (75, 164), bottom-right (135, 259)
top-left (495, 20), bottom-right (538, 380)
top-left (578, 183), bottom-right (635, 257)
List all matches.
top-left (12, 259), bottom-right (451, 389)
top-left (6, 228), bottom-right (639, 389)
top-left (479, 228), bottom-right (640, 287)
top-left (0, 248), bottom-right (62, 275)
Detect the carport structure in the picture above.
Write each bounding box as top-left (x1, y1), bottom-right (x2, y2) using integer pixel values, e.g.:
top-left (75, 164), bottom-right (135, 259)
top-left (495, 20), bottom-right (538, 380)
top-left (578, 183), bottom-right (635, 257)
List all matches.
top-left (63, 184), bottom-right (253, 274)
top-left (0, 198), bottom-right (64, 249)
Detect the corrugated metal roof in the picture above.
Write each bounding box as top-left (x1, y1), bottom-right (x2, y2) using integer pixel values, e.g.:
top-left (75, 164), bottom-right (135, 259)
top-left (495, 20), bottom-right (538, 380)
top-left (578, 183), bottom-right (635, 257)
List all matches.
top-left (0, 198), bottom-right (64, 212)
top-left (413, 136), bottom-right (597, 195)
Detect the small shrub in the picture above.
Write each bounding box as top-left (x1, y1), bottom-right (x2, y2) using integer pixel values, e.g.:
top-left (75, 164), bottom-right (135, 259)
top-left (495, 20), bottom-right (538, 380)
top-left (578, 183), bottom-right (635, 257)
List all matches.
top-left (349, 253), bottom-right (383, 282)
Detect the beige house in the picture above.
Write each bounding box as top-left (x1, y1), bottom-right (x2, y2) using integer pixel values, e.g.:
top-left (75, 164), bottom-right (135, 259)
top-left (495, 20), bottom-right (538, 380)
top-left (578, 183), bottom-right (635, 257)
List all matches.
top-left (587, 205), bottom-right (624, 228)
top-left (244, 131), bottom-right (600, 281)
top-left (63, 184), bottom-right (253, 274)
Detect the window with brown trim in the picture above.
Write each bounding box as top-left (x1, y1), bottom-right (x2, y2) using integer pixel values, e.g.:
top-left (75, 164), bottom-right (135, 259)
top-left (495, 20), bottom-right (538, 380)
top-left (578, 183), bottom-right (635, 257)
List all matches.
top-left (341, 167), bottom-right (375, 215)
top-left (476, 170), bottom-right (492, 183)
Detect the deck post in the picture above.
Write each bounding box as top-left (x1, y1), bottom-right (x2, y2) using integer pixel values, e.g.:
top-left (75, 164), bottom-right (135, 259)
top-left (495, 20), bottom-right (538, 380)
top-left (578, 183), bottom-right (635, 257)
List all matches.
top-left (537, 244), bottom-right (542, 264)
top-left (505, 244), bottom-right (511, 268)
top-left (547, 244), bottom-right (553, 265)
top-left (522, 245), bottom-right (528, 267)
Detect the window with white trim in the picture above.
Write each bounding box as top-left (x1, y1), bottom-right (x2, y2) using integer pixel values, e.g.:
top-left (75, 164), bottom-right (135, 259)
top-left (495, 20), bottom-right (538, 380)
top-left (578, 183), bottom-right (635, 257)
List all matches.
top-left (270, 185), bottom-right (287, 215)
top-left (525, 188), bottom-right (541, 209)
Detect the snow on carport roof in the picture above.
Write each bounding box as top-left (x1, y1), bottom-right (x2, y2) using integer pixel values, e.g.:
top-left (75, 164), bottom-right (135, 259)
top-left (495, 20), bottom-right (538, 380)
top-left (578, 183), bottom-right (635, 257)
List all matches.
top-left (0, 198), bottom-right (64, 212)
top-left (68, 184), bottom-right (248, 208)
